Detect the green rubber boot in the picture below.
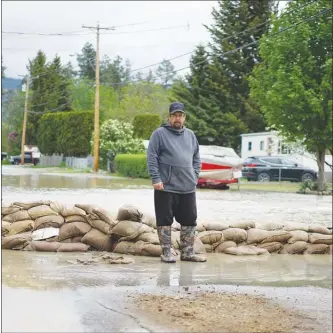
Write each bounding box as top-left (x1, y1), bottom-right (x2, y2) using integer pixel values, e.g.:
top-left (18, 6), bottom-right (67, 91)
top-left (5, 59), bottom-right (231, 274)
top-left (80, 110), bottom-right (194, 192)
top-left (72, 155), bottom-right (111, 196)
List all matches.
top-left (157, 226), bottom-right (177, 263)
top-left (180, 226), bottom-right (207, 262)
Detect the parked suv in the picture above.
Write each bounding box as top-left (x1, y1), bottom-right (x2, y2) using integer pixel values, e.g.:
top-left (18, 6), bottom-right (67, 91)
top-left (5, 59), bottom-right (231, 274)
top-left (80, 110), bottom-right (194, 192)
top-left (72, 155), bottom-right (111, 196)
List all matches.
top-left (9, 152), bottom-right (40, 166)
top-left (242, 156), bottom-right (317, 182)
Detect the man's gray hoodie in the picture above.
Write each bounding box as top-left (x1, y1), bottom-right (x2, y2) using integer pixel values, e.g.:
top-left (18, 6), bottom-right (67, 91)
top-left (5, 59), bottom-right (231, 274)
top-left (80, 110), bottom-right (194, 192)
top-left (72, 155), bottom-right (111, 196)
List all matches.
top-left (147, 123), bottom-right (201, 194)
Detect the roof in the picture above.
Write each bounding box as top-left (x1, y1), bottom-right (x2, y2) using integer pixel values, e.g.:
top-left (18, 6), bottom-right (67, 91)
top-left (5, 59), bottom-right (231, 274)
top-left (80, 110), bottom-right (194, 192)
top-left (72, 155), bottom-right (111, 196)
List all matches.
top-left (240, 131), bottom-right (278, 137)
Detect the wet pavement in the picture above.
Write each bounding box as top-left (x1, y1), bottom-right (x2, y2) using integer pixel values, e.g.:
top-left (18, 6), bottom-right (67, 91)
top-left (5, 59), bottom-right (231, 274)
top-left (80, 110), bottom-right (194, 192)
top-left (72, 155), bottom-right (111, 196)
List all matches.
top-left (1, 165), bottom-right (333, 332)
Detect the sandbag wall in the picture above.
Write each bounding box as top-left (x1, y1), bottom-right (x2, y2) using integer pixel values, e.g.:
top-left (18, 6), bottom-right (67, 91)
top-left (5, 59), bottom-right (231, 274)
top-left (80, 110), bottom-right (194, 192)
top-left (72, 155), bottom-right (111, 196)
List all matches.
top-left (1, 201), bottom-right (332, 256)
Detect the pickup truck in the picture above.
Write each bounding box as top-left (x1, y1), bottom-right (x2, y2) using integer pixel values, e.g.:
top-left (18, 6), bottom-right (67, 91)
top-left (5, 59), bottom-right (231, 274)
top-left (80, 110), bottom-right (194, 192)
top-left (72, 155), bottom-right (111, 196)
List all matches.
top-left (9, 152), bottom-right (40, 165)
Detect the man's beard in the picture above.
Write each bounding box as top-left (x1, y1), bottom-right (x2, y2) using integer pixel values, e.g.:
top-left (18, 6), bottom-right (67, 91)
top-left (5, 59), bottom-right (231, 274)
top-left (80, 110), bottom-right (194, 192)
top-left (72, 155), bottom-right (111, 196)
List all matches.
top-left (173, 122), bottom-right (182, 128)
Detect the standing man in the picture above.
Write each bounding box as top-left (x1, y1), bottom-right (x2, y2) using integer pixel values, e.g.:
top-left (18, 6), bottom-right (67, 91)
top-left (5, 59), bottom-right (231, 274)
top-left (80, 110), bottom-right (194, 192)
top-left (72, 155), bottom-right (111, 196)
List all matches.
top-left (147, 102), bottom-right (206, 263)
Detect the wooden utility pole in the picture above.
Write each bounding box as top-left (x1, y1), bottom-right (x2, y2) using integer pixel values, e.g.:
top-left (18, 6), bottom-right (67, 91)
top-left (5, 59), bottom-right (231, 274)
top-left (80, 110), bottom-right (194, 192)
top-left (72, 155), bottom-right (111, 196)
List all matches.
top-left (82, 22), bottom-right (115, 172)
top-left (20, 76), bottom-right (30, 165)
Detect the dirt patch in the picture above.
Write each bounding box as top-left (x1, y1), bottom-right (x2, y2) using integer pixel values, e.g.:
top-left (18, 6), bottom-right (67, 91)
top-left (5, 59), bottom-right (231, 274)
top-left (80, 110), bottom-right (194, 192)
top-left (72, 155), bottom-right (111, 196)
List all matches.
top-left (135, 291), bottom-right (313, 333)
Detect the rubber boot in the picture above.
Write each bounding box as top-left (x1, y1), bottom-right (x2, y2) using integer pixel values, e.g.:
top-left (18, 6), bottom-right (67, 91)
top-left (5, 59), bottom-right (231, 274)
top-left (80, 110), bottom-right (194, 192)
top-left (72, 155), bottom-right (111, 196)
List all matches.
top-left (180, 226), bottom-right (207, 262)
top-left (157, 226), bottom-right (176, 263)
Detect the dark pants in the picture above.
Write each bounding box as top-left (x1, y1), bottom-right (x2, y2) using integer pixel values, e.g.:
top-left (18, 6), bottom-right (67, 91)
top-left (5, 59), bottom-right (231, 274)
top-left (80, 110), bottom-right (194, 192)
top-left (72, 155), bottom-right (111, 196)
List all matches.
top-left (154, 190), bottom-right (197, 227)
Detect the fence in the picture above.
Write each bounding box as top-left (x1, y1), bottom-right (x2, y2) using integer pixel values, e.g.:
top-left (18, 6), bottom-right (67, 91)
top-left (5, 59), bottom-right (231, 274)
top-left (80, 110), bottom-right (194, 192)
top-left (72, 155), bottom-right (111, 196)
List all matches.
top-left (39, 154), bottom-right (93, 169)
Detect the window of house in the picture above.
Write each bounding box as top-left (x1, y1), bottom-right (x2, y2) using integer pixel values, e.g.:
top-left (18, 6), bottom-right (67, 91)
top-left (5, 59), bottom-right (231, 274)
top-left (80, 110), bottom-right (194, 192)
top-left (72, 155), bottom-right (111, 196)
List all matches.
top-left (248, 142), bottom-right (252, 151)
top-left (260, 140), bottom-right (264, 151)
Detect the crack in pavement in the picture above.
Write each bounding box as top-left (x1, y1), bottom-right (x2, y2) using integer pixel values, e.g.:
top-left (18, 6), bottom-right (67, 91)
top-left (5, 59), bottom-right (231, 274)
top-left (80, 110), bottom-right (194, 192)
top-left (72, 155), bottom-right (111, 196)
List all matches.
top-left (95, 300), bottom-right (153, 333)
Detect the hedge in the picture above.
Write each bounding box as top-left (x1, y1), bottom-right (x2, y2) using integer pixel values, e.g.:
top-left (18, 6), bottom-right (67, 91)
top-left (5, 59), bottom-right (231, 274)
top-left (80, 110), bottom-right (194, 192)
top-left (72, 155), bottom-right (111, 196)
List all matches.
top-left (133, 114), bottom-right (161, 139)
top-left (37, 111), bottom-right (94, 157)
top-left (115, 154), bottom-right (150, 179)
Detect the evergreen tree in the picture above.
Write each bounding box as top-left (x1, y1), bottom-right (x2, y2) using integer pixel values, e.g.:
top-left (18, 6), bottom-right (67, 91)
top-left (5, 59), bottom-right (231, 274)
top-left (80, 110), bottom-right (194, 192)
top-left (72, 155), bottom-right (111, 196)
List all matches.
top-left (156, 59), bottom-right (176, 86)
top-left (76, 42), bottom-right (96, 80)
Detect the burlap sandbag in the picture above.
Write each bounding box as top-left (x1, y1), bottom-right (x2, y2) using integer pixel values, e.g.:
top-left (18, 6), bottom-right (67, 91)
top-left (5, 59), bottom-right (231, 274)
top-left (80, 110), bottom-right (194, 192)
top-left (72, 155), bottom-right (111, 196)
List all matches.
top-left (214, 241), bottom-right (237, 253)
top-left (25, 240), bottom-right (61, 252)
top-left (50, 202), bottom-right (86, 217)
top-left (141, 214), bottom-right (157, 229)
top-left (113, 241), bottom-right (137, 255)
top-left (254, 222), bottom-right (284, 231)
top-left (2, 221), bottom-right (11, 236)
top-left (7, 220), bottom-right (34, 236)
top-left (204, 244), bottom-right (214, 253)
top-left (194, 237), bottom-right (206, 254)
top-left (196, 223), bottom-right (206, 232)
top-left (261, 230), bottom-right (292, 244)
top-left (1, 205), bottom-right (21, 215)
top-left (109, 220), bottom-right (153, 241)
top-left (172, 222), bottom-right (181, 231)
top-left (308, 224), bottom-right (331, 235)
top-left (203, 221), bottom-right (229, 231)
top-left (58, 222), bottom-right (91, 241)
top-left (288, 230), bottom-right (309, 244)
top-left (172, 231), bottom-right (180, 249)
top-left (34, 215), bottom-right (65, 230)
top-left (280, 241), bottom-right (308, 254)
top-left (75, 204), bottom-right (97, 215)
top-left (60, 236), bottom-right (83, 243)
top-left (65, 215), bottom-right (87, 223)
top-left (197, 231), bottom-right (224, 245)
top-left (308, 233), bottom-right (332, 245)
top-left (3, 210), bottom-right (31, 223)
top-left (136, 231), bottom-right (160, 244)
top-left (81, 228), bottom-right (113, 251)
top-left (283, 222), bottom-right (309, 232)
top-left (117, 204), bottom-right (143, 222)
top-left (257, 242), bottom-right (283, 253)
top-left (2, 232), bottom-right (32, 250)
top-left (224, 245), bottom-right (269, 256)
top-left (13, 201), bottom-right (50, 210)
top-left (28, 205), bottom-right (58, 219)
top-left (329, 245), bottom-right (332, 255)
top-left (222, 228), bottom-right (247, 243)
top-left (57, 242), bottom-right (90, 252)
top-left (86, 217), bottom-right (111, 235)
top-left (303, 244), bottom-right (329, 254)
top-left (247, 229), bottom-right (269, 244)
top-left (92, 208), bottom-right (116, 225)
top-left (229, 221), bottom-right (255, 230)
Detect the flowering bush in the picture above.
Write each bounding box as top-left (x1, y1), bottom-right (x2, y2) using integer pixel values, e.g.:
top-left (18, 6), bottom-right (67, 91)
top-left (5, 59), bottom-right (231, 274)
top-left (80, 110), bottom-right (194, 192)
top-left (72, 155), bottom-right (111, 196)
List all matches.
top-left (93, 119), bottom-right (145, 162)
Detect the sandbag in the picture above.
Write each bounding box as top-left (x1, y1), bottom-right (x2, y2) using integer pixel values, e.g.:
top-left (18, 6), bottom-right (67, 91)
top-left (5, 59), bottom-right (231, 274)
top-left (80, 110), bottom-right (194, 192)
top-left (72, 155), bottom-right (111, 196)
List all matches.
top-left (329, 245), bottom-right (332, 255)
top-left (32, 227), bottom-right (59, 241)
top-left (25, 240), bottom-right (60, 252)
top-left (13, 201), bottom-right (50, 210)
top-left (203, 221), bottom-right (229, 231)
top-left (193, 237), bottom-right (206, 254)
top-left (222, 228), bottom-right (247, 243)
top-left (58, 222), bottom-right (91, 241)
top-left (214, 241), bottom-right (237, 253)
top-left (172, 231), bottom-right (180, 249)
top-left (28, 205), bottom-right (58, 219)
top-left (1, 205), bottom-right (21, 215)
top-left (308, 233), bottom-right (332, 245)
top-left (303, 244), bottom-right (329, 254)
top-left (308, 224), bottom-right (331, 235)
top-left (81, 229), bottom-right (113, 251)
top-left (197, 231), bottom-right (224, 245)
top-left (283, 222), bottom-right (309, 232)
top-left (57, 242), bottom-right (90, 252)
top-left (172, 222), bottom-right (181, 231)
top-left (113, 241), bottom-right (137, 255)
top-left (50, 202), bottom-right (86, 217)
top-left (3, 210), bottom-right (31, 223)
top-left (86, 218), bottom-right (111, 235)
top-left (109, 220), bottom-right (153, 241)
top-left (117, 204), bottom-right (143, 222)
top-left (2, 232), bottom-right (32, 250)
top-left (7, 220), bottom-right (34, 236)
top-left (136, 231), bottom-right (160, 244)
top-left (245, 229), bottom-right (269, 245)
top-left (195, 223), bottom-right (206, 232)
top-left (74, 204), bottom-right (97, 215)
top-left (280, 241), bottom-right (308, 254)
top-left (203, 244), bottom-right (214, 253)
top-left (254, 222), bottom-right (284, 231)
top-left (257, 242), bottom-right (283, 253)
top-left (261, 230), bottom-right (292, 244)
top-left (59, 236), bottom-right (83, 243)
top-left (34, 215), bottom-right (65, 230)
top-left (65, 215), bottom-right (87, 223)
top-left (224, 245), bottom-right (269, 256)
top-left (92, 208), bottom-right (116, 225)
top-left (229, 221), bottom-right (255, 230)
top-left (288, 230), bottom-right (309, 244)
top-left (141, 214), bottom-right (157, 229)
top-left (2, 221), bottom-right (11, 236)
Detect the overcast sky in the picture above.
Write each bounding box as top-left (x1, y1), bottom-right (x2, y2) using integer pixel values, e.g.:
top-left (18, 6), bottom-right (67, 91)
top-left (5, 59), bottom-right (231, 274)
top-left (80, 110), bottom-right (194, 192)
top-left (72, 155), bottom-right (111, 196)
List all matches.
top-left (2, 1), bottom-right (286, 79)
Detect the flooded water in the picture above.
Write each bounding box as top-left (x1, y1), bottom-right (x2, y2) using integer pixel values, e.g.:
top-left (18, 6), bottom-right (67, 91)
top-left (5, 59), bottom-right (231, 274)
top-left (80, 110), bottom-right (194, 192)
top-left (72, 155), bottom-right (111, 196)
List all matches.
top-left (1, 166), bottom-right (332, 332)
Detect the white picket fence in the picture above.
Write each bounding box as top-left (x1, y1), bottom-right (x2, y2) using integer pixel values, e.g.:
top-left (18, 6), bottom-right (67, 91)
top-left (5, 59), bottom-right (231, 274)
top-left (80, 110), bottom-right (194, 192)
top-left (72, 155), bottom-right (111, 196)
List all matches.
top-left (40, 154), bottom-right (93, 169)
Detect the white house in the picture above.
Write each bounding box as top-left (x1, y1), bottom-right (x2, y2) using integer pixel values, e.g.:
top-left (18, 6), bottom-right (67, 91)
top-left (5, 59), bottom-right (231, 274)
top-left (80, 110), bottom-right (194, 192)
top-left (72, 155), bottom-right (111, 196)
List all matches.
top-left (240, 131), bottom-right (332, 181)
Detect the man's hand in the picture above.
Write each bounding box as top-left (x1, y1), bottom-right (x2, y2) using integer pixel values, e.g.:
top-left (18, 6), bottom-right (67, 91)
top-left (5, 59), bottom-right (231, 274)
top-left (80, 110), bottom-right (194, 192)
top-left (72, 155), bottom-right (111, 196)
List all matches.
top-left (153, 182), bottom-right (164, 190)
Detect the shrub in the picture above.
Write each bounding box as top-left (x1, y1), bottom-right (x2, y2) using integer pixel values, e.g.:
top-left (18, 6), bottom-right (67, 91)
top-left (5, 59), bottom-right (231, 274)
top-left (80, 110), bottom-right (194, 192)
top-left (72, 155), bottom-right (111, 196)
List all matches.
top-left (115, 154), bottom-right (150, 178)
top-left (133, 114), bottom-right (161, 139)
